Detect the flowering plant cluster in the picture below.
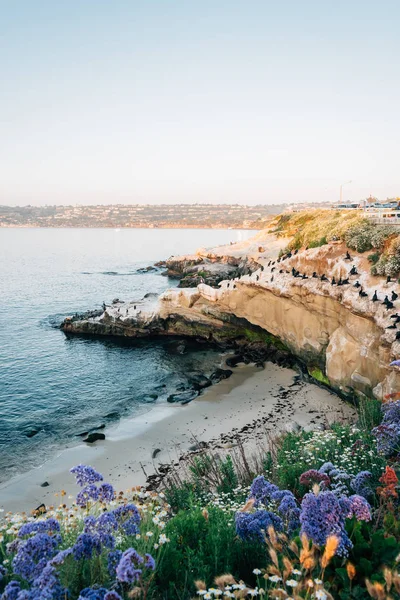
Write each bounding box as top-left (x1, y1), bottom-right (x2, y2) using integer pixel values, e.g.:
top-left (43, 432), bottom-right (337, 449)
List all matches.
top-left (0, 465), bottom-right (171, 600)
top-left (372, 400), bottom-right (400, 458)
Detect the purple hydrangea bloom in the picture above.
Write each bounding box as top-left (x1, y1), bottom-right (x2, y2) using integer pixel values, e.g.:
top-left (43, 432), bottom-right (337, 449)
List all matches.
top-left (348, 495), bottom-right (372, 521)
top-left (18, 518), bottom-right (60, 539)
top-left (70, 465), bottom-right (103, 487)
top-left (300, 491), bottom-right (353, 556)
top-left (0, 581), bottom-right (21, 600)
top-left (98, 483), bottom-right (115, 503)
top-left (12, 533), bottom-right (59, 582)
top-left (107, 550), bottom-right (123, 579)
top-left (235, 510), bottom-right (283, 541)
top-left (112, 504), bottom-right (141, 536)
top-left (72, 533), bottom-right (102, 560)
top-left (350, 471), bottom-right (373, 500)
top-left (116, 548), bottom-right (144, 583)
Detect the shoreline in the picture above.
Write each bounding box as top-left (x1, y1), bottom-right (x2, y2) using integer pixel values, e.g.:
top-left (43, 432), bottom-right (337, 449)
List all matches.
top-left (0, 361), bottom-right (355, 514)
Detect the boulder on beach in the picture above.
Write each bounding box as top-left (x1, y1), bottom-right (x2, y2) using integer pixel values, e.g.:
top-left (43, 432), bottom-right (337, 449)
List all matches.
top-left (83, 432), bottom-right (106, 443)
top-left (226, 355), bottom-right (245, 367)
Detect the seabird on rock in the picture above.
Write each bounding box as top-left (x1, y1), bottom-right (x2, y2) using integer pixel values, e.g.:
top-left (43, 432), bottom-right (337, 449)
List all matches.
top-left (337, 278), bottom-right (343, 286)
top-left (372, 291), bottom-right (379, 302)
top-left (261, 266), bottom-right (264, 271)
top-left (396, 331), bottom-right (400, 340)
top-left (271, 267), bottom-right (275, 272)
top-left (312, 272), bottom-right (318, 278)
top-left (291, 267), bottom-right (296, 276)
top-left (272, 261), bottom-right (275, 265)
top-left (279, 269), bottom-right (283, 274)
top-left (302, 274), bottom-right (308, 279)
top-left (386, 301), bottom-right (395, 310)
top-left (383, 295), bottom-right (390, 306)
top-left (390, 313), bottom-right (400, 319)
top-left (359, 289), bottom-right (368, 298)
top-left (271, 275), bottom-right (274, 282)
top-left (294, 249), bottom-right (298, 255)
top-left (227, 283), bottom-right (230, 288)
top-left (256, 275), bottom-right (259, 281)
top-left (342, 278), bottom-right (349, 285)
top-left (233, 284), bottom-right (236, 289)
top-left (354, 281), bottom-right (361, 288)
top-left (331, 277), bottom-right (336, 285)
top-left (277, 257), bottom-right (281, 263)
top-left (387, 323), bottom-right (397, 329)
top-left (392, 291), bottom-right (398, 301)
top-left (349, 265), bottom-right (358, 276)
top-left (268, 261), bottom-right (271, 267)
top-left (321, 274), bottom-right (328, 281)
top-left (287, 252), bottom-right (292, 258)
top-left (345, 251), bottom-right (352, 260)
top-left (387, 276), bottom-right (392, 283)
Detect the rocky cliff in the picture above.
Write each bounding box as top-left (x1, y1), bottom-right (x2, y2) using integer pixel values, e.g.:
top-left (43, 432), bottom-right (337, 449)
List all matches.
top-left (62, 233), bottom-right (400, 401)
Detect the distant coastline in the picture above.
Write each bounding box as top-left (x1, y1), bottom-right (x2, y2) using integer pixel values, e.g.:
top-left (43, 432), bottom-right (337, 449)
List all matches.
top-left (0, 224), bottom-right (260, 230)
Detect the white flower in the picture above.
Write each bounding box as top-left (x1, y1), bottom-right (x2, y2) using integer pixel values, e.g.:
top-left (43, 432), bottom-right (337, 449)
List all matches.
top-left (292, 569), bottom-right (301, 576)
top-left (285, 580), bottom-right (298, 588)
top-left (248, 590), bottom-right (259, 597)
top-left (253, 569), bottom-right (262, 575)
top-left (268, 575), bottom-right (282, 583)
top-left (315, 591), bottom-right (327, 600)
top-left (153, 543), bottom-right (159, 549)
top-left (135, 534), bottom-right (141, 540)
top-left (145, 531), bottom-right (154, 537)
top-left (314, 579), bottom-right (323, 585)
top-left (307, 580), bottom-right (314, 588)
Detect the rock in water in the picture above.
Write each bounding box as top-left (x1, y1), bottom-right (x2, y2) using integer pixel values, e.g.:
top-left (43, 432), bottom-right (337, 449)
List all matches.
top-left (83, 432), bottom-right (106, 443)
top-left (210, 368), bottom-right (233, 383)
top-left (152, 448), bottom-right (161, 459)
top-left (189, 373), bottom-right (212, 390)
top-left (226, 355), bottom-right (245, 367)
top-left (167, 390), bottom-right (199, 404)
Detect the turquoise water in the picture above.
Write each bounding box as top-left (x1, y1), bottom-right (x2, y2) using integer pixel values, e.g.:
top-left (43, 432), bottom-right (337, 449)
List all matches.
top-left (0, 228), bottom-right (254, 482)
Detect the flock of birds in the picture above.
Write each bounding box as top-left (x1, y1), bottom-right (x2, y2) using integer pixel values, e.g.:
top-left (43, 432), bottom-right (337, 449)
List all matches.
top-left (223, 248), bottom-right (400, 341)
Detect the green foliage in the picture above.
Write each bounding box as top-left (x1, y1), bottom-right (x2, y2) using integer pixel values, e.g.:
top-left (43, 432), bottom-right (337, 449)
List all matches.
top-left (308, 366), bottom-right (330, 385)
top-left (367, 252), bottom-right (380, 264)
top-left (308, 236), bottom-right (328, 248)
top-left (155, 506), bottom-right (264, 599)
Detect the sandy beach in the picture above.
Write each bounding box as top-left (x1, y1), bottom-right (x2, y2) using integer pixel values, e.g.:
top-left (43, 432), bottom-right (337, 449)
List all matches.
top-left (0, 361), bottom-right (355, 513)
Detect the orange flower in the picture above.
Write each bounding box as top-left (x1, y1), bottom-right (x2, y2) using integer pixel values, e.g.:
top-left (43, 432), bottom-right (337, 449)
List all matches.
top-left (379, 466), bottom-right (398, 487)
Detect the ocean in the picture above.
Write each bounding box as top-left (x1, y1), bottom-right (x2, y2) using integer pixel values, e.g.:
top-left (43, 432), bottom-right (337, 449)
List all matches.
top-left (0, 227), bottom-right (254, 483)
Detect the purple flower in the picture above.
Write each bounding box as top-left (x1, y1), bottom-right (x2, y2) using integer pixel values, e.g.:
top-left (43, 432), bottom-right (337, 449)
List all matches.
top-left (299, 469), bottom-right (331, 489)
top-left (112, 504), bottom-right (141, 536)
top-left (12, 533), bottom-right (59, 582)
top-left (83, 512), bottom-right (117, 549)
top-left (351, 471), bottom-right (373, 500)
top-left (50, 547), bottom-right (73, 566)
top-left (98, 483), bottom-right (115, 503)
top-left (116, 548), bottom-right (144, 583)
top-left (104, 593), bottom-right (123, 600)
top-left (348, 495), bottom-right (372, 521)
top-left (0, 581), bottom-right (21, 600)
top-left (29, 564), bottom-right (66, 600)
top-left (300, 491), bottom-right (353, 556)
top-left (6, 539), bottom-right (20, 555)
top-left (372, 423), bottom-right (400, 457)
top-left (107, 550), bottom-right (123, 579)
top-left (0, 565), bottom-right (7, 581)
top-left (145, 553), bottom-right (156, 570)
top-left (235, 510), bottom-right (283, 541)
top-left (78, 588), bottom-right (108, 600)
top-left (249, 476), bottom-right (279, 506)
top-left (70, 465), bottom-right (103, 487)
top-left (18, 518), bottom-right (60, 539)
top-left (72, 533), bottom-right (102, 560)
top-left (76, 484), bottom-right (100, 507)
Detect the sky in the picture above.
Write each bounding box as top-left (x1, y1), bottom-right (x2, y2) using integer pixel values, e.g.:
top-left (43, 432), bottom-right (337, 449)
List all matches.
top-left (1, 1), bottom-right (399, 206)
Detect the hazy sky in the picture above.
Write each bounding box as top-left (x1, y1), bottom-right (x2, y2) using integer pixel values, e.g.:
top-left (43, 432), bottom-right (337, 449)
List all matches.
top-left (1, 1), bottom-right (399, 206)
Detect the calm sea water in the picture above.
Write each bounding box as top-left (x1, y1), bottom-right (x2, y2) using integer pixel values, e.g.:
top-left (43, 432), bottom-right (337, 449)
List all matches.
top-left (0, 228), bottom-right (254, 483)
